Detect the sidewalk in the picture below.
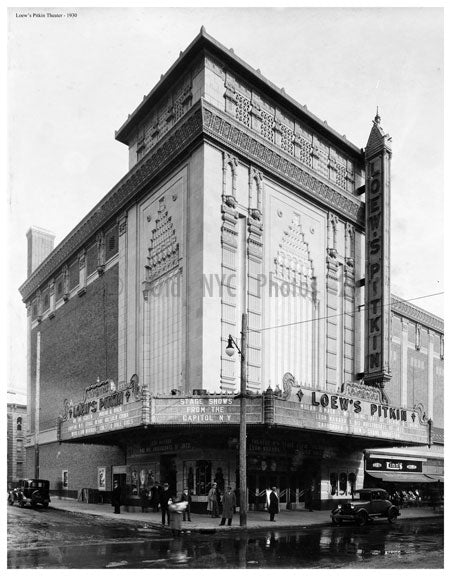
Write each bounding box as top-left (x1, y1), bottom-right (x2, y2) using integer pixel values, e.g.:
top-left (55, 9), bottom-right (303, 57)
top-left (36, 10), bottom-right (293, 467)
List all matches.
top-left (48, 498), bottom-right (443, 534)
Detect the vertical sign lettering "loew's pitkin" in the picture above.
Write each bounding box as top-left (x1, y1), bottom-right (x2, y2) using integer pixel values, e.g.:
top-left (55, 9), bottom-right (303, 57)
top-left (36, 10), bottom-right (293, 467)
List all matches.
top-left (364, 113), bottom-right (392, 393)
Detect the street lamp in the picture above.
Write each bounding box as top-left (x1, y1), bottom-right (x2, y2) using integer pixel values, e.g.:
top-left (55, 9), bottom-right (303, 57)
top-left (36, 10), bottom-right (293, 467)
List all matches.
top-left (226, 312), bottom-right (248, 527)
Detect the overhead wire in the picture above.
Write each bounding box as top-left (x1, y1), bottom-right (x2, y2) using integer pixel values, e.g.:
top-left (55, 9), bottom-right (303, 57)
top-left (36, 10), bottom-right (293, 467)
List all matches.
top-left (247, 291), bottom-right (444, 334)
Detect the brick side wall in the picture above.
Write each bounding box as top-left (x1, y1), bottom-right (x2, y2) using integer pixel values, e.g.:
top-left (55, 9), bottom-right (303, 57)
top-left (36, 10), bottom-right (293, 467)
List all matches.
top-left (407, 348), bottom-right (428, 411)
top-left (7, 404), bottom-right (27, 484)
top-left (25, 442), bottom-right (125, 492)
top-left (30, 265), bottom-right (118, 433)
top-left (390, 340), bottom-right (401, 406)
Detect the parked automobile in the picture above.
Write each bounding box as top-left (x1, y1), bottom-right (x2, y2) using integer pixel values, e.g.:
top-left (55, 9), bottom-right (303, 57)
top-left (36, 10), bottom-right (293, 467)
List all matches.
top-left (331, 488), bottom-right (400, 526)
top-left (8, 479), bottom-right (50, 509)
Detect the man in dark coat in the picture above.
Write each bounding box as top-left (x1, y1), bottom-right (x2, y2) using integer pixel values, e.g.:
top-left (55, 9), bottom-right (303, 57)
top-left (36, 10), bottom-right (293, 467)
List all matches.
top-left (268, 486), bottom-right (279, 522)
top-left (219, 486), bottom-right (236, 526)
top-left (150, 483), bottom-right (160, 512)
top-left (160, 482), bottom-right (172, 526)
top-left (111, 481), bottom-right (122, 514)
top-left (305, 485), bottom-right (314, 512)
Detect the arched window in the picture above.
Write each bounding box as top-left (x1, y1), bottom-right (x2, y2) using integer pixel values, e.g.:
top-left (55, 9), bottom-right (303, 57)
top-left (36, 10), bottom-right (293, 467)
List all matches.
top-left (17, 417), bottom-right (22, 431)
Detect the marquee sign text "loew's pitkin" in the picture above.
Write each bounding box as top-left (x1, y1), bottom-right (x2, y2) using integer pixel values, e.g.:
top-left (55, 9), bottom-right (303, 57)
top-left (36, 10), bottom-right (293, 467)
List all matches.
top-left (309, 391), bottom-right (410, 422)
top-left (58, 383), bottom-right (143, 441)
top-left (364, 115), bottom-right (392, 389)
top-left (70, 390), bottom-right (129, 418)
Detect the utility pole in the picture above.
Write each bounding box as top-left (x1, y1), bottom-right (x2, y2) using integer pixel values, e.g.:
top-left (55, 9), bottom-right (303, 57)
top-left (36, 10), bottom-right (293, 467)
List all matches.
top-left (239, 312), bottom-right (247, 527)
top-left (226, 312), bottom-right (248, 527)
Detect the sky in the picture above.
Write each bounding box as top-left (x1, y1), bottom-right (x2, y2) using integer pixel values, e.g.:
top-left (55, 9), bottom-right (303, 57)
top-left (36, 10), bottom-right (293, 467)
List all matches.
top-left (6, 6), bottom-right (444, 396)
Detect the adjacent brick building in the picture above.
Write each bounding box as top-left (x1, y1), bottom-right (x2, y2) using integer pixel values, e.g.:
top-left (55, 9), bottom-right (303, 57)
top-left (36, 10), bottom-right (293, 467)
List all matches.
top-left (7, 394), bottom-right (27, 487)
top-left (19, 29), bottom-right (443, 510)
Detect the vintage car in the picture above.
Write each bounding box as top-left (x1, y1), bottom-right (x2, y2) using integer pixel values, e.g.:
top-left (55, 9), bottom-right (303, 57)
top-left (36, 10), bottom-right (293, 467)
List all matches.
top-left (331, 488), bottom-right (400, 526)
top-left (8, 479), bottom-right (51, 508)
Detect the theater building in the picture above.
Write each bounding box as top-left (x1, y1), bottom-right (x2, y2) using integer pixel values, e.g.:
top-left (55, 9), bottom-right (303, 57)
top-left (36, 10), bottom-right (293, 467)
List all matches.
top-left (20, 29), bottom-right (443, 510)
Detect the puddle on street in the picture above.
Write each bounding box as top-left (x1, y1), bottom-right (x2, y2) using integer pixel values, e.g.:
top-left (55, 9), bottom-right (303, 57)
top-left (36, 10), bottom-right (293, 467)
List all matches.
top-left (8, 518), bottom-right (443, 569)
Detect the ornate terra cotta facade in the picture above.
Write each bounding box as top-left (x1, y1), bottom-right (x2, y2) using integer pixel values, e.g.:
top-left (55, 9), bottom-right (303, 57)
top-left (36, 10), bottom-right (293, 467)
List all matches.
top-left (20, 29), bottom-right (443, 511)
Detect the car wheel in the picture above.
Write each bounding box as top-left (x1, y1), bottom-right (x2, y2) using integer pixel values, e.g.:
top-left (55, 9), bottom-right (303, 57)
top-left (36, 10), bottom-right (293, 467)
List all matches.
top-left (42, 502), bottom-right (49, 509)
top-left (8, 496), bottom-right (14, 506)
top-left (18, 500), bottom-right (25, 508)
top-left (331, 515), bottom-right (342, 525)
top-left (388, 508), bottom-right (398, 524)
top-left (355, 511), bottom-right (368, 526)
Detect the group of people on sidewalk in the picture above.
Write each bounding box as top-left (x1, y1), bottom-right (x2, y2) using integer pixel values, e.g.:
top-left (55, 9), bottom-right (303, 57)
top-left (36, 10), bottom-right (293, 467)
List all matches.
top-left (111, 481), bottom-right (282, 533)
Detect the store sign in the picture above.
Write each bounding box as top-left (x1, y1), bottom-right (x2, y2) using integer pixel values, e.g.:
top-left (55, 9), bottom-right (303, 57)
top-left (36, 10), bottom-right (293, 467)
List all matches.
top-left (58, 385), bottom-right (143, 441)
top-left (366, 458), bottom-right (423, 473)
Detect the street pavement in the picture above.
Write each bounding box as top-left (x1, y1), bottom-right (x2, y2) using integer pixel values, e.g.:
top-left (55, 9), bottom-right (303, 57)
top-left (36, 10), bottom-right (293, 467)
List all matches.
top-left (48, 497), bottom-right (443, 533)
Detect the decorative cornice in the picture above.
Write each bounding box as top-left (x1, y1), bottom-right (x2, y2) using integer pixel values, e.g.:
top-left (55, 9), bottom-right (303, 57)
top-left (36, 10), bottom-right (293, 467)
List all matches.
top-left (19, 103), bottom-right (203, 302)
top-left (202, 101), bottom-right (364, 227)
top-left (391, 295), bottom-right (443, 334)
top-left (20, 99), bottom-right (364, 304)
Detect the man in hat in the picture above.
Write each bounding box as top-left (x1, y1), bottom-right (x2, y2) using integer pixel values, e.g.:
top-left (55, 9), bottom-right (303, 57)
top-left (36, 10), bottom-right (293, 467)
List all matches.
top-left (111, 480), bottom-right (122, 515)
top-left (160, 482), bottom-right (172, 526)
top-left (181, 487), bottom-right (192, 522)
top-left (268, 486), bottom-right (279, 522)
top-left (207, 482), bottom-right (219, 518)
top-left (219, 486), bottom-right (236, 526)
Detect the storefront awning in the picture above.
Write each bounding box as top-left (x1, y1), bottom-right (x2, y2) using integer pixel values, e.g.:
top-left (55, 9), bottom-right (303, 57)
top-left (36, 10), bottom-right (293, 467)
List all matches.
top-left (424, 474), bottom-right (444, 482)
top-left (366, 471), bottom-right (437, 483)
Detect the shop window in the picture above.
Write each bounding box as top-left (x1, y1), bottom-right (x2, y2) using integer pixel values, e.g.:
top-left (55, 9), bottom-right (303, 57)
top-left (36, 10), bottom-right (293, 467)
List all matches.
top-left (183, 462), bottom-right (195, 493)
top-left (330, 472), bottom-right (338, 496)
top-left (348, 472), bottom-right (356, 496)
top-left (195, 460), bottom-right (212, 496)
top-left (16, 417), bottom-right (22, 431)
top-left (339, 472), bottom-right (348, 495)
top-left (105, 225), bottom-right (118, 261)
top-left (213, 467), bottom-right (225, 493)
top-left (62, 470), bottom-right (68, 489)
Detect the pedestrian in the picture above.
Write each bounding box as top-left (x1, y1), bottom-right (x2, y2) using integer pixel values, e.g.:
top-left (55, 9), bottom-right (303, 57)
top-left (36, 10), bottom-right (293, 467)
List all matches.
top-left (150, 483), bottom-right (160, 512)
top-left (111, 480), bottom-right (122, 515)
top-left (168, 498), bottom-right (185, 537)
top-left (207, 482), bottom-right (220, 518)
top-left (268, 486), bottom-right (279, 522)
top-left (160, 482), bottom-right (172, 526)
top-left (219, 486), bottom-right (236, 526)
top-left (181, 488), bottom-right (192, 522)
top-left (140, 487), bottom-right (149, 513)
top-left (305, 485), bottom-right (314, 512)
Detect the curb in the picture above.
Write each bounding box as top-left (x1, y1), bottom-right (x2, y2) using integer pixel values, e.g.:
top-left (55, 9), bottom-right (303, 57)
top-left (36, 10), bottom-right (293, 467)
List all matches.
top-left (47, 504), bottom-right (443, 535)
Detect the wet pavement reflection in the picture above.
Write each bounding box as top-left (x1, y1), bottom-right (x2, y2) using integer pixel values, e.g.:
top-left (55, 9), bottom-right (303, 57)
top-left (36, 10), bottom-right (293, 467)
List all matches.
top-left (8, 509), bottom-right (443, 569)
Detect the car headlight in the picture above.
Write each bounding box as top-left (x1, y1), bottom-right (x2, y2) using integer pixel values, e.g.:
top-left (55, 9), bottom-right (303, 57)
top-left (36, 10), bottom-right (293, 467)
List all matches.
top-left (350, 505), bottom-right (355, 510)
top-left (337, 504), bottom-right (342, 510)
